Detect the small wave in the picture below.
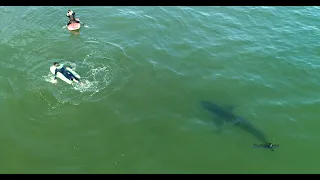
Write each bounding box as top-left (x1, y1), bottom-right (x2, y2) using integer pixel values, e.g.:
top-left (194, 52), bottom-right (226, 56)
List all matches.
top-left (72, 65), bottom-right (112, 94)
top-left (84, 41), bottom-right (99, 44)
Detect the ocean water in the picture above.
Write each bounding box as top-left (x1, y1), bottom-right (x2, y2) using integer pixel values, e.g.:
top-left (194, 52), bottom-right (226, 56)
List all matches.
top-left (0, 6), bottom-right (319, 174)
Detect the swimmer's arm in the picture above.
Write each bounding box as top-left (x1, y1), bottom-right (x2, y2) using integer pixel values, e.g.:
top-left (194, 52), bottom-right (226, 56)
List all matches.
top-left (65, 64), bottom-right (72, 69)
top-left (75, 18), bottom-right (81, 23)
top-left (54, 69), bottom-right (58, 80)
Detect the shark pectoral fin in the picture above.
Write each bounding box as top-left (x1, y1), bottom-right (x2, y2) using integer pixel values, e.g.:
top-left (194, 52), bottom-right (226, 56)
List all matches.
top-left (211, 118), bottom-right (226, 129)
top-left (226, 105), bottom-right (236, 112)
top-left (212, 119), bottom-right (229, 134)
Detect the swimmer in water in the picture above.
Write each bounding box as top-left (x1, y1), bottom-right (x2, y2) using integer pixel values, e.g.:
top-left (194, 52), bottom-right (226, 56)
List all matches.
top-left (66, 10), bottom-right (81, 26)
top-left (51, 62), bottom-right (83, 85)
top-left (64, 10), bottom-right (88, 28)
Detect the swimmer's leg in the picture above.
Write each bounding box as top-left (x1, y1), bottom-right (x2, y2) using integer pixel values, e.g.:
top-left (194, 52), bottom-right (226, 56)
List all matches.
top-left (62, 71), bottom-right (73, 81)
top-left (69, 73), bottom-right (80, 82)
top-left (66, 72), bottom-right (81, 83)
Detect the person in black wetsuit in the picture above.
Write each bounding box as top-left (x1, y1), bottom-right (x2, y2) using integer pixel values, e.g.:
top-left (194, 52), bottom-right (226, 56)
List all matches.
top-left (66, 10), bottom-right (81, 26)
top-left (53, 62), bottom-right (81, 83)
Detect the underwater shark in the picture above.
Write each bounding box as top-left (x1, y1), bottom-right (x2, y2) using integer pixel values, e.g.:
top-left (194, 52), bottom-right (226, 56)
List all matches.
top-left (200, 101), bottom-right (275, 152)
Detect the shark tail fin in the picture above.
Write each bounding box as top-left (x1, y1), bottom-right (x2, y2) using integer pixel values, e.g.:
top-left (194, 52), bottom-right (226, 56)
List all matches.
top-left (267, 142), bottom-right (276, 152)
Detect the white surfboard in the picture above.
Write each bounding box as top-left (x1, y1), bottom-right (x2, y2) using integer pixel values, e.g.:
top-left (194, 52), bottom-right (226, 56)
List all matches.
top-left (50, 64), bottom-right (80, 84)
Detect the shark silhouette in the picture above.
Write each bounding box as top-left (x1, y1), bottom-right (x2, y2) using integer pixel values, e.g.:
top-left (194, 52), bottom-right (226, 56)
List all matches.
top-left (200, 101), bottom-right (275, 152)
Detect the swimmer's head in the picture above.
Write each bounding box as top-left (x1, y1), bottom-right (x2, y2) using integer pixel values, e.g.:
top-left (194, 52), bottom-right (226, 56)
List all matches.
top-left (66, 10), bottom-right (74, 17)
top-left (53, 62), bottom-right (60, 67)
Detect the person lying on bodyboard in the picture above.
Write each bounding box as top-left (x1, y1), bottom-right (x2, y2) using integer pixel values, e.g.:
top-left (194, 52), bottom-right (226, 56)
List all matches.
top-left (66, 10), bottom-right (81, 26)
top-left (50, 62), bottom-right (84, 85)
top-left (65, 10), bottom-right (88, 28)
